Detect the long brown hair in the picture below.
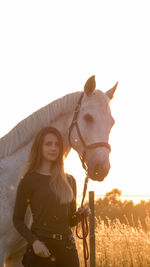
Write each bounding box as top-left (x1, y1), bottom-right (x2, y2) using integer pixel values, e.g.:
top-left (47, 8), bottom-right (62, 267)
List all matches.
top-left (24, 126), bottom-right (73, 204)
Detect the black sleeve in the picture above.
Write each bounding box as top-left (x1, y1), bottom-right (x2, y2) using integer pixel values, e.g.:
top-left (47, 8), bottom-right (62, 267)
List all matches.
top-left (68, 175), bottom-right (83, 227)
top-left (13, 174), bottom-right (38, 245)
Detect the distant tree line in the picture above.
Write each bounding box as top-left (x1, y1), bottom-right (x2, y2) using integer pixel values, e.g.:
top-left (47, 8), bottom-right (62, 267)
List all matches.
top-left (94, 189), bottom-right (150, 231)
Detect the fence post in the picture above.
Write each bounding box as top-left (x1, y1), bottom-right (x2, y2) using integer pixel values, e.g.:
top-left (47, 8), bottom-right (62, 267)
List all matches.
top-left (89, 191), bottom-right (96, 267)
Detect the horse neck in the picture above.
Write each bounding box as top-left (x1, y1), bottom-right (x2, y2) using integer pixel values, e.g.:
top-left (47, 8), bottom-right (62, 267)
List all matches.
top-left (0, 91), bottom-right (82, 160)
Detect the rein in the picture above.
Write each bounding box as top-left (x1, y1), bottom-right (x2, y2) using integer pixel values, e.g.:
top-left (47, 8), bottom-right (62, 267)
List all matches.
top-left (76, 174), bottom-right (89, 267)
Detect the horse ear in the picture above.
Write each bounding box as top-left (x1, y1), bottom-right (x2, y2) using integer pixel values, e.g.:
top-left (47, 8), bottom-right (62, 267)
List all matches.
top-left (84, 75), bottom-right (96, 96)
top-left (105, 82), bottom-right (118, 99)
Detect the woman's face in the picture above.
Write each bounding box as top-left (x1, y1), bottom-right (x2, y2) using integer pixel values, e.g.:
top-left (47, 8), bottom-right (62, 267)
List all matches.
top-left (41, 133), bottom-right (60, 163)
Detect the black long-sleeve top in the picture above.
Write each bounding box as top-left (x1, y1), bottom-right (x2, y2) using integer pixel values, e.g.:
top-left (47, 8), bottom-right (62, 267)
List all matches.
top-left (13, 172), bottom-right (81, 245)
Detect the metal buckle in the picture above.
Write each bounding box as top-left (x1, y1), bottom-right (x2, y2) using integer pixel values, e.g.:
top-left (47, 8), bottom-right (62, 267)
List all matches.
top-left (52, 234), bottom-right (63, 240)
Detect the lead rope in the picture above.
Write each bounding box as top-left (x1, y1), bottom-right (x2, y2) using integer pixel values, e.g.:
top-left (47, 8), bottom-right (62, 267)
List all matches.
top-left (76, 175), bottom-right (89, 267)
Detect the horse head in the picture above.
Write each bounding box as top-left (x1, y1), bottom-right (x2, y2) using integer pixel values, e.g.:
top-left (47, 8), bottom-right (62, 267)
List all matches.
top-left (69, 75), bottom-right (118, 181)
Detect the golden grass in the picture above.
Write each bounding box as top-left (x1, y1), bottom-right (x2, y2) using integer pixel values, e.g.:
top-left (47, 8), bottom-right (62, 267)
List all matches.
top-left (75, 217), bottom-right (150, 267)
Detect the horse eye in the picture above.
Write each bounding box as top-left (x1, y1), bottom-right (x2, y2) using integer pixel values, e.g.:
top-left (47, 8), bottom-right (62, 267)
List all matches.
top-left (84, 114), bottom-right (93, 123)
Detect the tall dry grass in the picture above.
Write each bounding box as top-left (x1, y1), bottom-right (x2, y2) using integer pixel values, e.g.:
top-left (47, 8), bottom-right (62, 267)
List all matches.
top-left (75, 216), bottom-right (150, 267)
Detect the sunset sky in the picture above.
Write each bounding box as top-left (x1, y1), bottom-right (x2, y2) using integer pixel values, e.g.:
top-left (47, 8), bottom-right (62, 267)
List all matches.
top-left (0, 1), bottom-right (150, 204)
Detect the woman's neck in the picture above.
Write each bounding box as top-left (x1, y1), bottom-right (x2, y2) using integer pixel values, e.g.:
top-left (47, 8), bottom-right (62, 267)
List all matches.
top-left (37, 161), bottom-right (52, 175)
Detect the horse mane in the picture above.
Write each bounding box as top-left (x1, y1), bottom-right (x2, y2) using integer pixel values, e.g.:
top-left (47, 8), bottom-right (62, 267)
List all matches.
top-left (0, 91), bottom-right (82, 159)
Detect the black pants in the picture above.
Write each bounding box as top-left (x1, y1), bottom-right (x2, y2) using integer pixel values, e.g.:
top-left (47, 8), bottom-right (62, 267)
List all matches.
top-left (22, 235), bottom-right (80, 267)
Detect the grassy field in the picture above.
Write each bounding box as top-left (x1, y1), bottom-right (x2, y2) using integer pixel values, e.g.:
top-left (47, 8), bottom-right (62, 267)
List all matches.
top-left (75, 217), bottom-right (150, 267)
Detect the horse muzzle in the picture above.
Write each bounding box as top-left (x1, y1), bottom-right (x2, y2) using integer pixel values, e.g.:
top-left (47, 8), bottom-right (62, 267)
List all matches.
top-left (87, 162), bottom-right (111, 181)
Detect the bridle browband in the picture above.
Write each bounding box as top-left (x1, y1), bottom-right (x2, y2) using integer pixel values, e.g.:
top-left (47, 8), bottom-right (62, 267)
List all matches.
top-left (68, 92), bottom-right (111, 170)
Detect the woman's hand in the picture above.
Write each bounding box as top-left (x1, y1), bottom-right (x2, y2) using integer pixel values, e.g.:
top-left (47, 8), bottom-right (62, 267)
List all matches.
top-left (32, 240), bottom-right (51, 258)
top-left (77, 204), bottom-right (91, 217)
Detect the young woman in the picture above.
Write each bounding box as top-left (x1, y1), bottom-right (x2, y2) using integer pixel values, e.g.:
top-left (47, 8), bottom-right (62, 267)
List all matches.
top-left (13, 126), bottom-right (90, 267)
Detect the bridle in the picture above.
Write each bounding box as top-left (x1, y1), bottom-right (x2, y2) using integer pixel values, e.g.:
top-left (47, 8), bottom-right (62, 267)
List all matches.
top-left (68, 92), bottom-right (111, 171)
top-left (69, 92), bottom-right (111, 267)
top-left (69, 92), bottom-right (112, 267)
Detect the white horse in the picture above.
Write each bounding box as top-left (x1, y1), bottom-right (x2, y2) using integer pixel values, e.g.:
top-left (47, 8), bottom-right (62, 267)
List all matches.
top-left (0, 76), bottom-right (117, 266)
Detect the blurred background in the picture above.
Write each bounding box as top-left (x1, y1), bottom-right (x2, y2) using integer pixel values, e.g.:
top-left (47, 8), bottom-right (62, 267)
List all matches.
top-left (0, 0), bottom-right (150, 204)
